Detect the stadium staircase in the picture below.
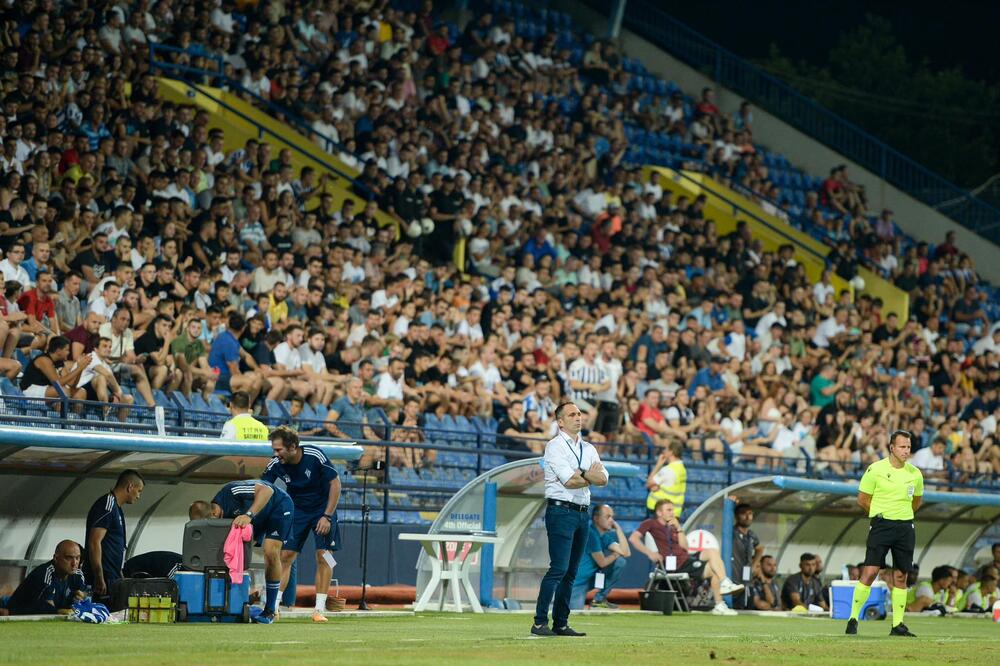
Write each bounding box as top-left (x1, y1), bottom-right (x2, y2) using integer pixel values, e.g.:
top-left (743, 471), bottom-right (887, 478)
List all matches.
top-left (643, 166), bottom-right (909, 321)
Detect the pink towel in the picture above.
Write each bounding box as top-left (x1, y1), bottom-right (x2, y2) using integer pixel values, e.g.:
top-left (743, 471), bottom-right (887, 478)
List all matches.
top-left (223, 524), bottom-right (252, 583)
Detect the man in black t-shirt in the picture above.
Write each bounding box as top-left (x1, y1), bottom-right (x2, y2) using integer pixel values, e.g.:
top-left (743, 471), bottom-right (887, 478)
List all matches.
top-left (427, 176), bottom-right (464, 263)
top-left (70, 233), bottom-right (116, 285)
top-left (731, 503), bottom-right (763, 609)
top-left (749, 555), bottom-right (781, 611)
top-left (872, 312), bottom-right (899, 345)
top-left (780, 552), bottom-right (827, 611)
top-left (134, 315), bottom-right (181, 392)
top-left (497, 401), bottom-right (538, 456)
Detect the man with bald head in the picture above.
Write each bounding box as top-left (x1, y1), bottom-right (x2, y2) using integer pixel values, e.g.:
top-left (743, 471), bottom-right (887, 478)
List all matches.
top-left (3, 540), bottom-right (88, 615)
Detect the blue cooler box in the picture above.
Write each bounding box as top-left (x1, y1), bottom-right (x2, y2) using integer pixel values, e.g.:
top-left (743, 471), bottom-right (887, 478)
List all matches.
top-left (175, 567), bottom-right (251, 623)
top-left (830, 580), bottom-right (887, 620)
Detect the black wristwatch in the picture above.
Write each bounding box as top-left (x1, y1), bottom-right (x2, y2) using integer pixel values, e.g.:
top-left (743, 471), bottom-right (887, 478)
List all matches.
top-left (245, 511), bottom-right (254, 518)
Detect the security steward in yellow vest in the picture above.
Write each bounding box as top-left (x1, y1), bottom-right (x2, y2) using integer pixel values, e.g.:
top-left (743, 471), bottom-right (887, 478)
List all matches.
top-left (645, 440), bottom-right (686, 517)
top-left (220, 391), bottom-right (269, 441)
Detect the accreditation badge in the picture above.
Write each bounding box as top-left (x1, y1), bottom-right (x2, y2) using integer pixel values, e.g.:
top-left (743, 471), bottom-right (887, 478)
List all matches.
top-left (906, 485), bottom-right (915, 498)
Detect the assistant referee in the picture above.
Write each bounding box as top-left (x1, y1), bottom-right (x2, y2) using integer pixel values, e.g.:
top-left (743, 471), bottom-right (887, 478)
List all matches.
top-left (845, 429), bottom-right (923, 637)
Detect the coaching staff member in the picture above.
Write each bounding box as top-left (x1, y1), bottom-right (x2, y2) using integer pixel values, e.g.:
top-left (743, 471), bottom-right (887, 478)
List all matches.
top-left (85, 469), bottom-right (144, 601)
top-left (846, 429), bottom-right (923, 637)
top-left (5, 540), bottom-right (88, 615)
top-left (189, 479), bottom-right (294, 624)
top-left (532, 401), bottom-right (608, 637)
top-left (263, 426), bottom-right (342, 623)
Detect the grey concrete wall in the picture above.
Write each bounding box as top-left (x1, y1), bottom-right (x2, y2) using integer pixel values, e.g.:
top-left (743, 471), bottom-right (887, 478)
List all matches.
top-left (558, 2), bottom-right (1000, 283)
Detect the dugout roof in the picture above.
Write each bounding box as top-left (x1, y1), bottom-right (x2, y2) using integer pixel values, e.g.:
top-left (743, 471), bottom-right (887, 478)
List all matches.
top-left (0, 426), bottom-right (362, 571)
top-left (683, 476), bottom-right (1000, 576)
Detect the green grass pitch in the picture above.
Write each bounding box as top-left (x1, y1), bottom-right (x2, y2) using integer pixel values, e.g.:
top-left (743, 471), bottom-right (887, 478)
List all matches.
top-left (2, 613), bottom-right (997, 665)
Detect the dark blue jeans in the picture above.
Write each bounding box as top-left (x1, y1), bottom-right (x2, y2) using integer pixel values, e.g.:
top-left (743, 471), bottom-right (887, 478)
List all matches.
top-left (534, 504), bottom-right (590, 627)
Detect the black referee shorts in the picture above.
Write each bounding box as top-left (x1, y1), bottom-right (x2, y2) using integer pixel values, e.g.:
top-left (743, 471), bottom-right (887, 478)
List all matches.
top-left (863, 516), bottom-right (915, 573)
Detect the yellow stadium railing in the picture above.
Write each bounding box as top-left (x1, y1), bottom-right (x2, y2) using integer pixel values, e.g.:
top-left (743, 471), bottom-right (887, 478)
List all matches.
top-left (157, 78), bottom-right (399, 239)
top-left (642, 166), bottom-right (909, 322)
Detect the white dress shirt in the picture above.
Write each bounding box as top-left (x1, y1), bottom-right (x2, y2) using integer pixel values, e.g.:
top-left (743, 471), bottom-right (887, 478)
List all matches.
top-left (542, 430), bottom-right (605, 506)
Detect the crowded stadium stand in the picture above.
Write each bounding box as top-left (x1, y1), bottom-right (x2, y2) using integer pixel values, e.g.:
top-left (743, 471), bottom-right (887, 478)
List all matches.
top-left (1, 0), bottom-right (999, 615)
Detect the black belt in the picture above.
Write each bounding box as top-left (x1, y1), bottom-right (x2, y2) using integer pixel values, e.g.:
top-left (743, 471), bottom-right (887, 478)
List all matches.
top-left (548, 499), bottom-right (589, 512)
top-left (872, 515), bottom-right (912, 524)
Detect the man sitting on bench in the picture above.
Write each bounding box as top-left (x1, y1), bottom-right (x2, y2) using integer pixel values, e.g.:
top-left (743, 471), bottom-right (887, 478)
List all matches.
top-left (189, 480), bottom-right (294, 624)
top-left (629, 499), bottom-right (743, 616)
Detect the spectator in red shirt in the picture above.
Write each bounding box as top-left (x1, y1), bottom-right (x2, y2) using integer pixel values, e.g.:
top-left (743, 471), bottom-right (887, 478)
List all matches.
top-left (426, 24), bottom-right (451, 57)
top-left (629, 498), bottom-right (744, 615)
top-left (634, 389), bottom-right (670, 442)
top-left (696, 88), bottom-right (722, 132)
top-left (933, 230), bottom-right (959, 261)
top-left (66, 312), bottom-right (105, 362)
top-left (17, 269), bottom-right (59, 335)
top-left (820, 166), bottom-right (848, 215)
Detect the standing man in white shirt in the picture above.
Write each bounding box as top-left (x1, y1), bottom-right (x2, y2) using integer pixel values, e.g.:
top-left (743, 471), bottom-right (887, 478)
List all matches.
top-left (812, 268), bottom-right (836, 307)
top-left (532, 402), bottom-right (608, 637)
top-left (593, 340), bottom-right (623, 437)
top-left (567, 342), bottom-right (609, 430)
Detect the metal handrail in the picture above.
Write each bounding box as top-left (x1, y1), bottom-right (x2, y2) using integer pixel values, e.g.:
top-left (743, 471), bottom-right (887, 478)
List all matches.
top-left (608, 0), bottom-right (1000, 244)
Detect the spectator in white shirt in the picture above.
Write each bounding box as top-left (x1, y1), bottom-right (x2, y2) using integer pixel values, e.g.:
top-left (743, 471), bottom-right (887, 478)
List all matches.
top-left (249, 251), bottom-right (290, 295)
top-left (373, 357), bottom-right (412, 414)
top-left (911, 438), bottom-right (947, 479)
top-left (812, 307), bottom-right (849, 349)
top-left (271, 324), bottom-right (314, 402)
top-left (0, 242), bottom-right (31, 288)
top-left (89, 281), bottom-right (120, 319)
top-left (456, 307), bottom-right (485, 346)
top-left (812, 269), bottom-right (836, 306)
top-left (297, 328), bottom-right (337, 405)
top-left (755, 301), bottom-right (787, 340)
top-left (972, 329), bottom-right (1000, 356)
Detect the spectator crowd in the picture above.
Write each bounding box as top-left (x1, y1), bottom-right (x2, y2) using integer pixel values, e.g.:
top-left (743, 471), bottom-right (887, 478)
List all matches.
top-left (0, 0), bottom-right (996, 491)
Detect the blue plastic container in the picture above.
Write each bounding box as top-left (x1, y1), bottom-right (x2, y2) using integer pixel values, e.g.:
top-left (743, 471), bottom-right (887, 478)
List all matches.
top-left (175, 568), bottom-right (251, 622)
top-left (830, 580), bottom-right (888, 620)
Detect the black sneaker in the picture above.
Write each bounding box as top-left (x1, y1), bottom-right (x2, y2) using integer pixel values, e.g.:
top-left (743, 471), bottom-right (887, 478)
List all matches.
top-left (553, 625), bottom-right (587, 637)
top-left (845, 618), bottom-right (858, 635)
top-left (889, 623), bottom-right (916, 637)
top-left (530, 624), bottom-right (556, 637)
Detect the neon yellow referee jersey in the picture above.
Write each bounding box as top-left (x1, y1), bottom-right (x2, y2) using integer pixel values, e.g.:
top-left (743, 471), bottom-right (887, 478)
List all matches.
top-left (221, 413), bottom-right (269, 441)
top-left (858, 458), bottom-right (924, 520)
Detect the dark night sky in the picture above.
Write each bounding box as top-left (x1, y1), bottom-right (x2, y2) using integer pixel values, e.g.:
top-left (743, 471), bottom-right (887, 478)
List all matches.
top-left (660, 0), bottom-right (1000, 84)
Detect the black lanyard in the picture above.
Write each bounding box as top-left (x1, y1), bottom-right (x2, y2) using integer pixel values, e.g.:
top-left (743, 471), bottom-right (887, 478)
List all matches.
top-left (561, 433), bottom-right (583, 469)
